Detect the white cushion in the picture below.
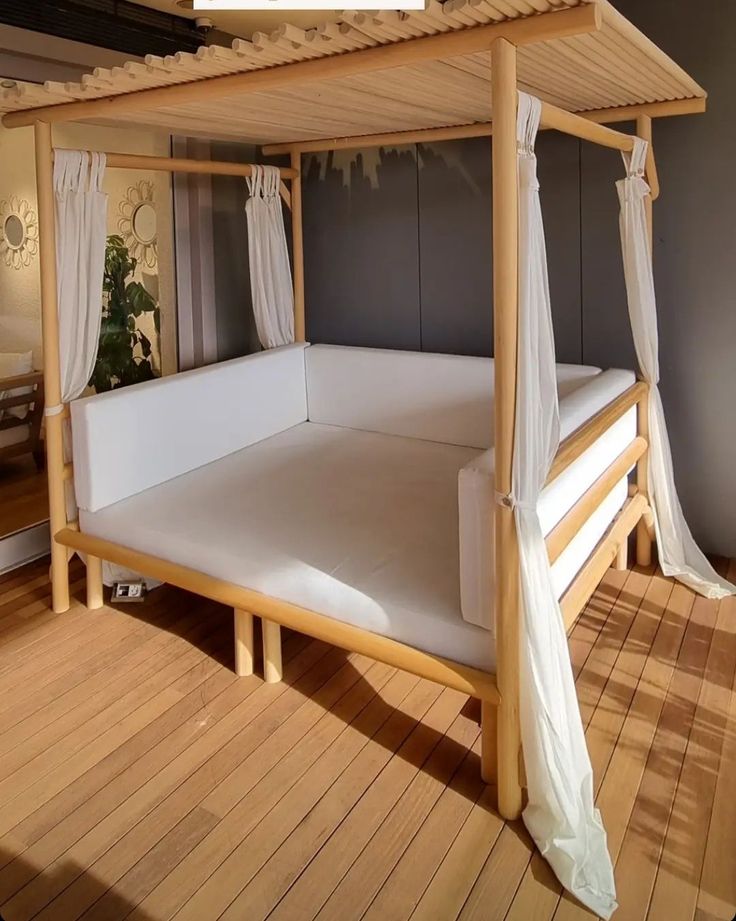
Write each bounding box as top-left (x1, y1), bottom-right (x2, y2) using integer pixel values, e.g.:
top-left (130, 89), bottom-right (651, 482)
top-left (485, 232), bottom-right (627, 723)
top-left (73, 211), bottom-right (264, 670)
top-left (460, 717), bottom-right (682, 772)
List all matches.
top-left (459, 368), bottom-right (638, 630)
top-left (80, 422), bottom-right (498, 670)
top-left (0, 351), bottom-right (34, 421)
top-left (72, 343), bottom-right (308, 512)
top-left (305, 344), bottom-right (602, 450)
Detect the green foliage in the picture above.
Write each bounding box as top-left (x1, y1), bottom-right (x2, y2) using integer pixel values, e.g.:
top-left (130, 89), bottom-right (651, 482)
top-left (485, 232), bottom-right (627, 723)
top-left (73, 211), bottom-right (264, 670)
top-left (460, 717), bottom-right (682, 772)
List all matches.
top-left (89, 235), bottom-right (161, 393)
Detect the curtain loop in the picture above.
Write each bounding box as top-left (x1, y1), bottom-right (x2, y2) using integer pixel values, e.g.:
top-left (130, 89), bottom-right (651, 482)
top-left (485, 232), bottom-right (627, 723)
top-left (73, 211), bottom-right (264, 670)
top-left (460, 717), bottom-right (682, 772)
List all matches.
top-left (516, 92), bottom-right (541, 155)
top-left (244, 164), bottom-right (294, 349)
top-left (621, 136), bottom-right (648, 179)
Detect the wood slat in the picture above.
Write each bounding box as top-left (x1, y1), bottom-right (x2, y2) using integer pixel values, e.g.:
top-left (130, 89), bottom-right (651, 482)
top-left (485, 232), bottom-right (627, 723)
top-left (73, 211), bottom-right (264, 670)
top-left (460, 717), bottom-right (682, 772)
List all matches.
top-left (0, 556), bottom-right (732, 921)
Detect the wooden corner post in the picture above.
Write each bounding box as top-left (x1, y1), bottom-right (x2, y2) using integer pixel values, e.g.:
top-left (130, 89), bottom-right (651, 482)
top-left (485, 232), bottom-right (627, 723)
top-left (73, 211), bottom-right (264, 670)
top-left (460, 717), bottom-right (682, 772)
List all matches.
top-left (490, 37), bottom-right (523, 820)
top-left (635, 113), bottom-right (655, 567)
top-left (34, 120), bottom-right (71, 614)
top-left (290, 149), bottom-right (305, 342)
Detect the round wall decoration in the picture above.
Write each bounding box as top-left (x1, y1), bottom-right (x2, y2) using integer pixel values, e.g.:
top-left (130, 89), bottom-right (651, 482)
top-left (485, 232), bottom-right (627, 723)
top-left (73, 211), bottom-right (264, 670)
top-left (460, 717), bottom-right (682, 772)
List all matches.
top-left (0, 197), bottom-right (38, 270)
top-left (118, 180), bottom-right (158, 269)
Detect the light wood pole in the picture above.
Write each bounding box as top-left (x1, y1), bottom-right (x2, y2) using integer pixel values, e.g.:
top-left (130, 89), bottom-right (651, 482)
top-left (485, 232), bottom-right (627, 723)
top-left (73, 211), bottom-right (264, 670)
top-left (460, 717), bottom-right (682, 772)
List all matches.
top-left (490, 36), bottom-right (523, 820)
top-left (290, 149), bottom-right (306, 342)
top-left (634, 113), bottom-right (655, 567)
top-left (34, 120), bottom-right (71, 614)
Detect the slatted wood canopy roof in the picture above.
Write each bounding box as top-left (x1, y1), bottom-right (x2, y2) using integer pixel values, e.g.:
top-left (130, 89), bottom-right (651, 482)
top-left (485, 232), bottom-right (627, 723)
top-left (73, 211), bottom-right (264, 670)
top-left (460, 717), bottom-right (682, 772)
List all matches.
top-left (0, 0), bottom-right (705, 146)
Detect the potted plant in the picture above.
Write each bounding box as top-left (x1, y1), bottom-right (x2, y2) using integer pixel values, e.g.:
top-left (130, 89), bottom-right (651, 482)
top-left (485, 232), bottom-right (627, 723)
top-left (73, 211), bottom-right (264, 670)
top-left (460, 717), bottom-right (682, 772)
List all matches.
top-left (89, 234), bottom-right (160, 393)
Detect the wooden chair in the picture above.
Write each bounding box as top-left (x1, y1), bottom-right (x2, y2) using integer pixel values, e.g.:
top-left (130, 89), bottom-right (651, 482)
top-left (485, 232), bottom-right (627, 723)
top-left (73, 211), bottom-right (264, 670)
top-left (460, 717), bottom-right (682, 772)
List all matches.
top-left (0, 371), bottom-right (45, 469)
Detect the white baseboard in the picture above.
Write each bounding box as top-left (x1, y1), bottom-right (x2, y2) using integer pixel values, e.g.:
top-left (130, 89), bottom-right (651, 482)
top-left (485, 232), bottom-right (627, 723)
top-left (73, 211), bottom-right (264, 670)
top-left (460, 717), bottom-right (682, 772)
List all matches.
top-left (0, 523), bottom-right (51, 575)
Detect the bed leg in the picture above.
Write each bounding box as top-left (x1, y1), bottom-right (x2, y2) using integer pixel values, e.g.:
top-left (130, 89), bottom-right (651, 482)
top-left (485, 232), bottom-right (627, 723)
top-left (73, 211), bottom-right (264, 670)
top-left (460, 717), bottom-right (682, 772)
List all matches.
top-left (86, 555), bottom-right (104, 610)
top-left (262, 620), bottom-right (283, 683)
top-left (497, 699), bottom-right (523, 820)
top-left (234, 608), bottom-right (254, 677)
top-left (481, 700), bottom-right (498, 785)
top-left (636, 519), bottom-right (653, 567)
top-left (613, 538), bottom-right (628, 572)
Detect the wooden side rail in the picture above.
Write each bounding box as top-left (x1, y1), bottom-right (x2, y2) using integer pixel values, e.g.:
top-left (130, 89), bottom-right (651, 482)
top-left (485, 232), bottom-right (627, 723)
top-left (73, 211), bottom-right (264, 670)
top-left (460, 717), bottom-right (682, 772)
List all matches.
top-left (547, 381), bottom-right (648, 486)
top-left (0, 371), bottom-right (45, 468)
top-left (53, 526), bottom-right (501, 704)
top-left (560, 492), bottom-right (649, 629)
top-left (546, 436), bottom-right (647, 564)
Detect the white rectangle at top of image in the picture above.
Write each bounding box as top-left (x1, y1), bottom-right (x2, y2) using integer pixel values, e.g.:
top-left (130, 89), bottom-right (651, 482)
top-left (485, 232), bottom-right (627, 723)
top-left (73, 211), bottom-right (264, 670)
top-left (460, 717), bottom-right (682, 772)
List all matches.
top-left (194, 0), bottom-right (425, 9)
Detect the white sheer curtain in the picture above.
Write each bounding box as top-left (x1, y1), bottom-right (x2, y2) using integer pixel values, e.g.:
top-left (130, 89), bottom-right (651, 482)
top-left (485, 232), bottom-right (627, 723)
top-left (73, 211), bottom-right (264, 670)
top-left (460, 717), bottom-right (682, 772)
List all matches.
top-left (513, 94), bottom-right (617, 919)
top-left (617, 142), bottom-right (734, 599)
top-left (245, 165), bottom-right (294, 349)
top-left (54, 150), bottom-right (149, 587)
top-left (54, 150), bottom-right (107, 402)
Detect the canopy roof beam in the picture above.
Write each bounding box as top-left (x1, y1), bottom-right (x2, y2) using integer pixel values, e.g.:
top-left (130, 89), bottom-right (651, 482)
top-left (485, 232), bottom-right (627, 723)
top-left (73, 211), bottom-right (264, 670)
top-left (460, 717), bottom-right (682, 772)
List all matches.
top-left (2, 4), bottom-right (600, 129)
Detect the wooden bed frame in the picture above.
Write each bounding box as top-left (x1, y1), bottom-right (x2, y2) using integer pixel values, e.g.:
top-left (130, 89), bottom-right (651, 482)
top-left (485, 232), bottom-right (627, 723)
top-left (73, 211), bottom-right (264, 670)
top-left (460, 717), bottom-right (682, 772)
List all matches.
top-left (0, 0), bottom-right (703, 821)
top-left (0, 371), bottom-right (44, 469)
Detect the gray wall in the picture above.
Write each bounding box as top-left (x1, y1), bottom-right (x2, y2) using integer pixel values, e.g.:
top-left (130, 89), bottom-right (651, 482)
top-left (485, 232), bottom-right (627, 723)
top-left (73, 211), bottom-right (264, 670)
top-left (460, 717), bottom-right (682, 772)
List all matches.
top-left (174, 138), bottom-right (259, 369)
top-left (299, 0), bottom-right (736, 556)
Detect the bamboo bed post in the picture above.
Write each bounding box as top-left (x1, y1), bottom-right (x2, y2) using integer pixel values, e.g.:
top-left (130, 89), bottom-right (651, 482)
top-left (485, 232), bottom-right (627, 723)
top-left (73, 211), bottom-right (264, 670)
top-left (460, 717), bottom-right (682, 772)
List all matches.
top-left (490, 36), bottom-right (523, 821)
top-left (635, 113), bottom-right (655, 567)
top-left (34, 120), bottom-right (70, 615)
top-left (290, 148), bottom-right (306, 342)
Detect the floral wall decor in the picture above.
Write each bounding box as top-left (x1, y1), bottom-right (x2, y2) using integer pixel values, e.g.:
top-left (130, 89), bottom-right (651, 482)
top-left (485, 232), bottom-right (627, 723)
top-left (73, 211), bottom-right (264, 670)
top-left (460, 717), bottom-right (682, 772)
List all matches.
top-left (118, 179), bottom-right (158, 269)
top-left (0, 197), bottom-right (38, 270)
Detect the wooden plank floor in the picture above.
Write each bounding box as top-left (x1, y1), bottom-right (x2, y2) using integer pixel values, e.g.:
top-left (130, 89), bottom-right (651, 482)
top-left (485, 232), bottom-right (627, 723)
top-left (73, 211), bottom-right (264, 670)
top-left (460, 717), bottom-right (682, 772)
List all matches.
top-left (0, 555), bottom-right (733, 921)
top-left (0, 457), bottom-right (48, 539)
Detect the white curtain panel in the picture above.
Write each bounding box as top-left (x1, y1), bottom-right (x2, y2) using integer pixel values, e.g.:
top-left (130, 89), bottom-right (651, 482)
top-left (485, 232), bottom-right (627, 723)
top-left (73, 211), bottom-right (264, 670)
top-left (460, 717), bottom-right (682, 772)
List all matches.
top-left (54, 150), bottom-right (149, 588)
top-left (54, 149), bottom-right (107, 523)
top-left (513, 94), bottom-right (617, 918)
top-left (245, 165), bottom-right (295, 349)
top-left (617, 141), bottom-right (734, 599)
top-left (54, 150), bottom-right (107, 403)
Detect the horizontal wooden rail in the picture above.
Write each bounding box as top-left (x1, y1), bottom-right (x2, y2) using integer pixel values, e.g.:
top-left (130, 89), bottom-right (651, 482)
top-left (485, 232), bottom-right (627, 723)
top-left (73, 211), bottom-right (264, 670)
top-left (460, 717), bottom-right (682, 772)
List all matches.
top-left (52, 149), bottom-right (299, 180)
top-left (546, 437), bottom-right (647, 564)
top-left (264, 96), bottom-right (636, 157)
top-left (2, 5), bottom-right (600, 129)
top-left (559, 492), bottom-right (648, 630)
top-left (263, 96), bottom-right (706, 156)
top-left (538, 101), bottom-right (634, 152)
top-left (0, 391), bottom-right (38, 413)
top-left (0, 371), bottom-right (43, 391)
top-left (546, 381), bottom-right (648, 486)
top-left (54, 528), bottom-right (500, 703)
top-left (582, 96), bottom-right (706, 125)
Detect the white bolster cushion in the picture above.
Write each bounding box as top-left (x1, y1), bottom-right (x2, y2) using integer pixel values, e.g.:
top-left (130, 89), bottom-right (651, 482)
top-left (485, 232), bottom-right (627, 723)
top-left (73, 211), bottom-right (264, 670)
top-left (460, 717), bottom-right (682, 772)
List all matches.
top-left (305, 343), bottom-right (603, 450)
top-left (72, 343), bottom-right (309, 512)
top-left (459, 368), bottom-right (638, 631)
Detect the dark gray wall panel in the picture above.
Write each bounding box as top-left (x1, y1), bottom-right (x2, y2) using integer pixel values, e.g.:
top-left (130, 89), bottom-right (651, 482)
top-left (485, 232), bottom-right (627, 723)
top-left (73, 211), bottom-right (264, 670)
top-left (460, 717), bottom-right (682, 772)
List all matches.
top-left (303, 147), bottom-right (421, 350)
top-left (416, 133), bottom-right (581, 362)
top-left (580, 141), bottom-right (635, 371)
top-left (417, 138), bottom-right (493, 357)
top-left (582, 0), bottom-right (736, 555)
top-left (537, 131), bottom-right (583, 364)
top-left (211, 141), bottom-right (259, 361)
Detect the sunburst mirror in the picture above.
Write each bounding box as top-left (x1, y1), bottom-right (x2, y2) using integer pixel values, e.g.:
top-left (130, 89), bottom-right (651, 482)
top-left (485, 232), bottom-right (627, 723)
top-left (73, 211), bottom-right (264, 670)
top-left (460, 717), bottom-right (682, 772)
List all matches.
top-left (0, 197), bottom-right (38, 270)
top-left (118, 180), bottom-right (158, 269)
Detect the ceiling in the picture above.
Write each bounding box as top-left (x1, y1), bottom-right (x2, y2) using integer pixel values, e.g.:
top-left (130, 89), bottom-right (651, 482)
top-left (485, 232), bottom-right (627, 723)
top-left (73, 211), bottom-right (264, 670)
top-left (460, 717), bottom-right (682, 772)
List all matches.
top-left (125, 0), bottom-right (339, 39)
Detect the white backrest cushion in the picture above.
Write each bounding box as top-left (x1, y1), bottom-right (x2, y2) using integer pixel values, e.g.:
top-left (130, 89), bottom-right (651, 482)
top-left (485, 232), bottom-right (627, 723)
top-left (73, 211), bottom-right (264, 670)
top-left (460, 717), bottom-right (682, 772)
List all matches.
top-left (72, 343), bottom-right (308, 512)
top-left (458, 368), bottom-right (637, 631)
top-left (305, 344), bottom-right (602, 449)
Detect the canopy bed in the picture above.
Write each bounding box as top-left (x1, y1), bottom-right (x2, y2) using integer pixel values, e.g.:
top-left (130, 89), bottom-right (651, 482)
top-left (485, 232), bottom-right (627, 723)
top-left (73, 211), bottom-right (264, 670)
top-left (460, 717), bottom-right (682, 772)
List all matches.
top-left (1, 1), bottom-right (732, 915)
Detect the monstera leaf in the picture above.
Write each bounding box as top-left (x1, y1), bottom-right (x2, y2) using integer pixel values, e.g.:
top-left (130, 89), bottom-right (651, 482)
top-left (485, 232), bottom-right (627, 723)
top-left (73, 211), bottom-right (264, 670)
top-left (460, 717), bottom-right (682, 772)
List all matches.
top-left (90, 235), bottom-right (161, 393)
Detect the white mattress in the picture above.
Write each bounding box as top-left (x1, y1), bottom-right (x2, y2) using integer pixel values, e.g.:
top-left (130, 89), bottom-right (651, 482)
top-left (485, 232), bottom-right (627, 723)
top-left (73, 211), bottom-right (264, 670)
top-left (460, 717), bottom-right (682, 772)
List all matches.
top-left (81, 363), bottom-right (636, 671)
top-left (81, 423), bottom-right (497, 670)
